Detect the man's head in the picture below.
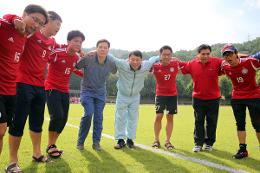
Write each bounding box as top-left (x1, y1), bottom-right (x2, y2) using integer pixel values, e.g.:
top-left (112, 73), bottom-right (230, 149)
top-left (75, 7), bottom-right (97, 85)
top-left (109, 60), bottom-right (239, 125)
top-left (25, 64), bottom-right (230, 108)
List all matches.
top-left (67, 30), bottom-right (85, 54)
top-left (159, 45), bottom-right (173, 66)
top-left (21, 4), bottom-right (48, 35)
top-left (221, 43), bottom-right (239, 67)
top-left (197, 44), bottom-right (211, 64)
top-left (96, 39), bottom-right (110, 59)
top-left (128, 50), bottom-right (143, 71)
top-left (43, 11), bottom-right (62, 37)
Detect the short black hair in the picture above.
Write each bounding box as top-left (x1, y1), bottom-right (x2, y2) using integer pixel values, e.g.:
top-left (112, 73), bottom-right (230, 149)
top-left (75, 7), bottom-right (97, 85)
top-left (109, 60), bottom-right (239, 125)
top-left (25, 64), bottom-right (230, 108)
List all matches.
top-left (129, 50), bottom-right (143, 59)
top-left (96, 39), bottom-right (110, 48)
top-left (67, 30), bottom-right (85, 41)
top-left (160, 45), bottom-right (173, 54)
top-left (48, 11), bottom-right (62, 22)
top-left (197, 44), bottom-right (211, 53)
top-left (24, 4), bottom-right (48, 24)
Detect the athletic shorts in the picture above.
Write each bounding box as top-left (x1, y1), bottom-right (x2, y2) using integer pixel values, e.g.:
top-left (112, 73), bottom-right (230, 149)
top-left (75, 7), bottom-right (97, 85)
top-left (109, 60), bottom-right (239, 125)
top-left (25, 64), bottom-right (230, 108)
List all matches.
top-left (0, 95), bottom-right (16, 125)
top-left (9, 83), bottom-right (45, 137)
top-left (155, 96), bottom-right (177, 115)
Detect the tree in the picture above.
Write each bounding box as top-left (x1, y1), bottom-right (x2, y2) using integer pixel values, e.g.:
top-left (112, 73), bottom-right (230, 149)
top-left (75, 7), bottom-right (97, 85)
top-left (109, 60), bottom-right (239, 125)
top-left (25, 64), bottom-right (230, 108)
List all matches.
top-left (218, 76), bottom-right (232, 99)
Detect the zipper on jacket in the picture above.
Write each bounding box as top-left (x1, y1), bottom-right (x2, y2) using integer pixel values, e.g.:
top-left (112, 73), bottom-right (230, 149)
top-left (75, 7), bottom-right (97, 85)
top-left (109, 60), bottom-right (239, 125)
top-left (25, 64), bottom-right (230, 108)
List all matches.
top-left (130, 72), bottom-right (136, 96)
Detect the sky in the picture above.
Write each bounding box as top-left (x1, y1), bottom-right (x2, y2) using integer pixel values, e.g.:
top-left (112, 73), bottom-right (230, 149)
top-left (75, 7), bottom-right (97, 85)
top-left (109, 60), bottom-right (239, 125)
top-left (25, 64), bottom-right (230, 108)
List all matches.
top-left (1, 0), bottom-right (260, 52)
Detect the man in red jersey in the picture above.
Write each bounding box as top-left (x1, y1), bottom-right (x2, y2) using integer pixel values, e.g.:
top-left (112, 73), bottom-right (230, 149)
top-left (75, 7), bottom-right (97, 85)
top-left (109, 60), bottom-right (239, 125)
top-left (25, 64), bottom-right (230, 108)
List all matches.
top-left (7, 11), bottom-right (62, 170)
top-left (181, 44), bottom-right (223, 152)
top-left (45, 30), bottom-right (84, 158)
top-left (221, 43), bottom-right (260, 159)
top-left (0, 3), bottom-right (47, 166)
top-left (151, 45), bottom-right (184, 150)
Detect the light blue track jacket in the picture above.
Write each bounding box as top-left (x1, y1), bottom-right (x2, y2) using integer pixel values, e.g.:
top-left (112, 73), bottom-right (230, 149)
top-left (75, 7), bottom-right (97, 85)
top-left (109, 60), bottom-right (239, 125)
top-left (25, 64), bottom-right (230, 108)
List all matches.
top-left (110, 55), bottom-right (159, 96)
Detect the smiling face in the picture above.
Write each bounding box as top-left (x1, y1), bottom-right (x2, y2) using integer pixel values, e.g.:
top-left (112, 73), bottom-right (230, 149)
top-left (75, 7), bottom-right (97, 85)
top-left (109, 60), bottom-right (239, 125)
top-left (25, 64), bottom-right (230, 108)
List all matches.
top-left (197, 48), bottom-right (211, 64)
top-left (67, 36), bottom-right (83, 54)
top-left (44, 19), bottom-right (61, 37)
top-left (22, 12), bottom-right (46, 35)
top-left (129, 55), bottom-right (142, 70)
top-left (160, 49), bottom-right (172, 66)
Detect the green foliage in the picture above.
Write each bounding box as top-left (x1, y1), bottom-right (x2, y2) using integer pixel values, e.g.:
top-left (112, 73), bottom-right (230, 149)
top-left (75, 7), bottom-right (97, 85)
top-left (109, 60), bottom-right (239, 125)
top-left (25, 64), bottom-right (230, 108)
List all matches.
top-left (218, 76), bottom-right (232, 99)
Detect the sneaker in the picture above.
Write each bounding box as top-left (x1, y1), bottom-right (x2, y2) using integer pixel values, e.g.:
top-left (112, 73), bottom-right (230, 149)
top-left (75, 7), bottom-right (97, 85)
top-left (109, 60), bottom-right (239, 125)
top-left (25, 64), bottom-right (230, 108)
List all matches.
top-left (233, 149), bottom-right (248, 159)
top-left (193, 145), bottom-right (202, 152)
top-left (76, 145), bottom-right (84, 150)
top-left (127, 138), bottom-right (135, 148)
top-left (92, 143), bottom-right (102, 151)
top-left (114, 139), bottom-right (126, 149)
top-left (204, 144), bottom-right (213, 151)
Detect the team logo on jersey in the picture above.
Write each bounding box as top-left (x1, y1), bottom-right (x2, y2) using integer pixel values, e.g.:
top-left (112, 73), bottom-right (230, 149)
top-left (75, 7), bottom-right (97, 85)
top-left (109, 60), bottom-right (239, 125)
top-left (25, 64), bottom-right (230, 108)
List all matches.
top-left (241, 68), bottom-right (248, 75)
top-left (62, 60), bottom-right (66, 63)
top-left (170, 67), bottom-right (174, 72)
top-left (8, 37), bottom-right (14, 43)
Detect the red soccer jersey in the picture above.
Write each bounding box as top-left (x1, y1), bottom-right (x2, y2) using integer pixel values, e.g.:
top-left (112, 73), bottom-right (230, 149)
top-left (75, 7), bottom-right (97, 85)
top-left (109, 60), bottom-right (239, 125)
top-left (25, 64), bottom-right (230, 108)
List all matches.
top-left (45, 47), bottom-right (83, 93)
top-left (181, 57), bottom-right (223, 100)
top-left (16, 31), bottom-right (58, 86)
top-left (221, 57), bottom-right (260, 99)
top-left (0, 18), bottom-right (27, 95)
top-left (152, 60), bottom-right (184, 96)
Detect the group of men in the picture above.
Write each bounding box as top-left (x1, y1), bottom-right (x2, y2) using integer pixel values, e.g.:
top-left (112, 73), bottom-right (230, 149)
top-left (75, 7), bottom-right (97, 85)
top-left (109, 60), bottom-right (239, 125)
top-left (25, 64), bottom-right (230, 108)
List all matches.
top-left (0, 4), bottom-right (86, 173)
top-left (1, 3), bottom-right (260, 173)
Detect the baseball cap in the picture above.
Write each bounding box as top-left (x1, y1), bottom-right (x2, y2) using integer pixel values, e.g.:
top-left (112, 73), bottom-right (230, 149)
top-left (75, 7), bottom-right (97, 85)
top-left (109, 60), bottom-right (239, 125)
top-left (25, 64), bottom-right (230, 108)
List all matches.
top-left (221, 43), bottom-right (237, 57)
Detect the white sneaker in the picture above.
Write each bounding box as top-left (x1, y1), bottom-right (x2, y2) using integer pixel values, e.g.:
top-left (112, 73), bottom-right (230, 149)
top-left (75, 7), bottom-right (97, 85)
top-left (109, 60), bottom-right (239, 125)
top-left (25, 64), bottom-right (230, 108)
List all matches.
top-left (193, 145), bottom-right (202, 152)
top-left (204, 144), bottom-right (213, 151)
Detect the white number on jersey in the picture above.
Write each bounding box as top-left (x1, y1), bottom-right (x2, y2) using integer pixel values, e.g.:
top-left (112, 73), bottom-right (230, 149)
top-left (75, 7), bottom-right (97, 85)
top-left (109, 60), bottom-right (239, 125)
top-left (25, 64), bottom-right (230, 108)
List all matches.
top-left (164, 74), bottom-right (171, 80)
top-left (14, 52), bottom-right (21, 62)
top-left (64, 67), bottom-right (71, 74)
top-left (42, 50), bottom-right (46, 58)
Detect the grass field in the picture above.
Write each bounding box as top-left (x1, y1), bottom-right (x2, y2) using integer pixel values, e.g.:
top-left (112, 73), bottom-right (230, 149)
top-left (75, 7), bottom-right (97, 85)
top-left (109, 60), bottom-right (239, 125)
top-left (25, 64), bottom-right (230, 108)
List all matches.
top-left (0, 104), bottom-right (259, 173)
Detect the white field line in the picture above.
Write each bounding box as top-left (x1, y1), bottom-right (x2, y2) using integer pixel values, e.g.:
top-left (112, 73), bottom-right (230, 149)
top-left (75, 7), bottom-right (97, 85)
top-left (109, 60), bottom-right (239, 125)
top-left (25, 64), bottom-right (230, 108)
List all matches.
top-left (63, 122), bottom-right (249, 173)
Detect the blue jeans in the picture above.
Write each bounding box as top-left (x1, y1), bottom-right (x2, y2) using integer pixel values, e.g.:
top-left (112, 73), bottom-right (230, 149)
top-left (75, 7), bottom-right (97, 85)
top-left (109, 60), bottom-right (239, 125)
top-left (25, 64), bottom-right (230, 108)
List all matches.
top-left (77, 91), bottom-right (106, 145)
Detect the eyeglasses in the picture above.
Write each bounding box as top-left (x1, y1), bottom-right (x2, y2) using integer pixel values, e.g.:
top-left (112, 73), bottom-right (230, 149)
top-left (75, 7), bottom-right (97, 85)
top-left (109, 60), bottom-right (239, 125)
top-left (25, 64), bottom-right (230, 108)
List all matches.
top-left (30, 15), bottom-right (45, 27)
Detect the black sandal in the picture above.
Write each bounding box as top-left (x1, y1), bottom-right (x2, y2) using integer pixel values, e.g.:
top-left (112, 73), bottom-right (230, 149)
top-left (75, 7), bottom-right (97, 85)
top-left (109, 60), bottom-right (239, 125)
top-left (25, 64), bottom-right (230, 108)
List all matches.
top-left (152, 141), bottom-right (161, 149)
top-left (5, 163), bottom-right (22, 173)
top-left (46, 144), bottom-right (63, 159)
top-left (32, 155), bottom-right (49, 162)
top-left (165, 142), bottom-right (174, 150)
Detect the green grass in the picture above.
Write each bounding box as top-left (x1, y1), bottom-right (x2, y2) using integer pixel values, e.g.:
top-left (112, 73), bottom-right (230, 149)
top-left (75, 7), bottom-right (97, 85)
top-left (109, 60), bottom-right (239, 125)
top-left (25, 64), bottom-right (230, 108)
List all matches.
top-left (1, 104), bottom-right (259, 173)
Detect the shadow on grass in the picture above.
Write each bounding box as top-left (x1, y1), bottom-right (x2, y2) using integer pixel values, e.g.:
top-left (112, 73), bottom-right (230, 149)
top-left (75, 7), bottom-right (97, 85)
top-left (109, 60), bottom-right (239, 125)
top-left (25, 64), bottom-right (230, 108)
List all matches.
top-left (22, 157), bottom-right (71, 173)
top-left (210, 148), bottom-right (260, 171)
top-left (176, 147), bottom-right (260, 172)
top-left (122, 147), bottom-right (190, 173)
top-left (45, 158), bottom-right (72, 173)
top-left (22, 160), bottom-right (39, 173)
top-left (80, 149), bottom-right (130, 173)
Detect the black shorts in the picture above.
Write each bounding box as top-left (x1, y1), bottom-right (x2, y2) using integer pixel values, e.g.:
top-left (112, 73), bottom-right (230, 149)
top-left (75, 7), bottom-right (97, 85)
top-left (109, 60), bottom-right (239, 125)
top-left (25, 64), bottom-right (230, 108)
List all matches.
top-left (46, 89), bottom-right (69, 133)
top-left (0, 95), bottom-right (16, 125)
top-left (231, 98), bottom-right (260, 132)
top-left (9, 83), bottom-right (46, 137)
top-left (155, 96), bottom-right (177, 115)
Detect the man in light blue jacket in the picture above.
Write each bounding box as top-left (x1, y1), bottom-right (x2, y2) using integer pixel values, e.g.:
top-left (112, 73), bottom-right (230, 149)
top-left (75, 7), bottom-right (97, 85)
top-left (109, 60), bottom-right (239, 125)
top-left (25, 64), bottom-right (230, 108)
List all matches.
top-left (112, 50), bottom-right (159, 149)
